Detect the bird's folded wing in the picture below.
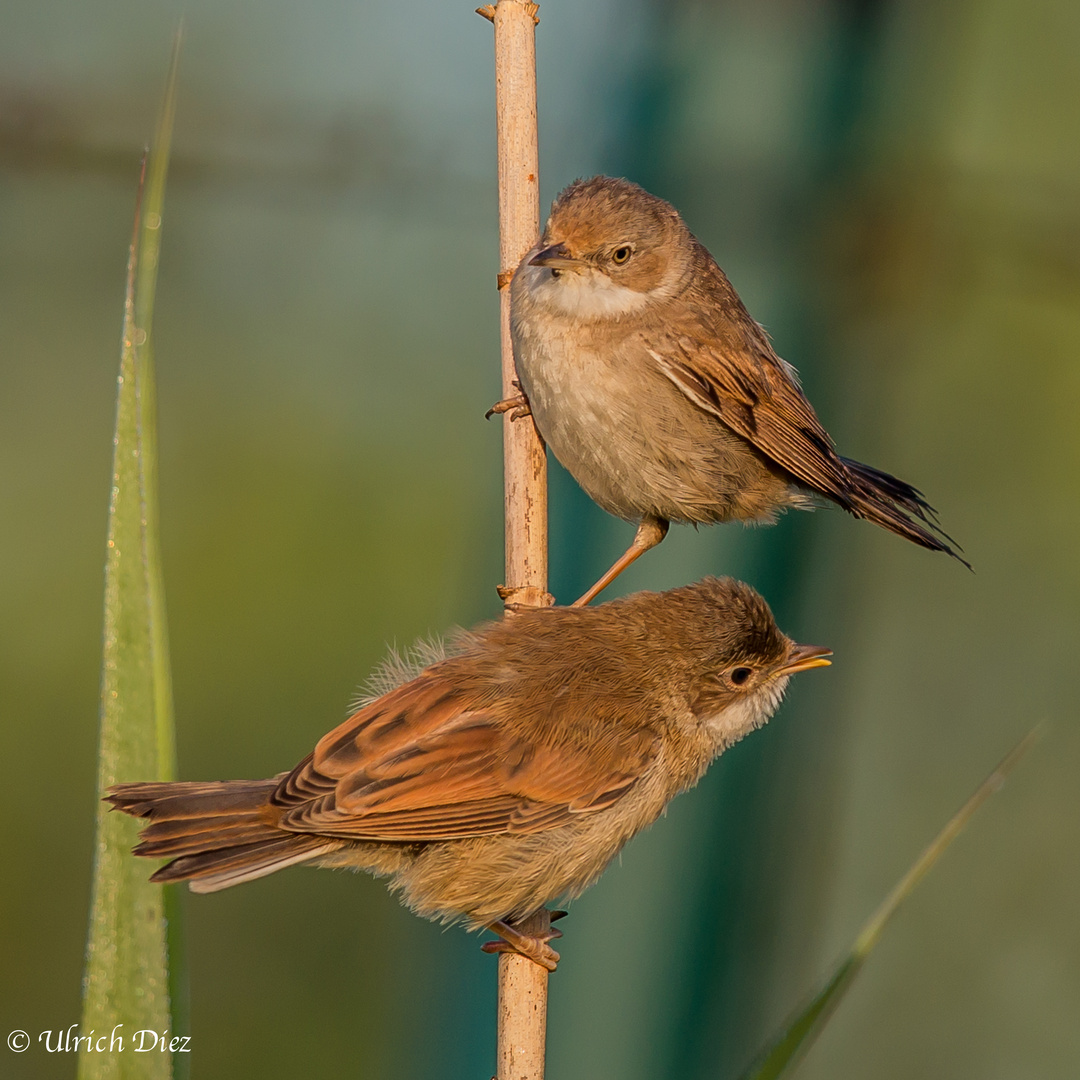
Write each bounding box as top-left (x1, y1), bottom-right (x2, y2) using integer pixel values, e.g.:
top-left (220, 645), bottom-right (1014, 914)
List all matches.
top-left (645, 330), bottom-right (857, 507)
top-left (271, 670), bottom-right (658, 841)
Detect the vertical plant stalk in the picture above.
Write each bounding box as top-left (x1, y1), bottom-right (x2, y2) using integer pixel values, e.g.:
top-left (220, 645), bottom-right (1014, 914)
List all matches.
top-left (479, 2), bottom-right (550, 1079)
top-left (484, 0), bottom-right (548, 609)
top-left (79, 35), bottom-right (183, 1080)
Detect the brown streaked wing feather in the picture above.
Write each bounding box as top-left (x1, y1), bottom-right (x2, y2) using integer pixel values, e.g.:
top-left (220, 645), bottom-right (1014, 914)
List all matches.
top-left (272, 670), bottom-right (659, 841)
top-left (645, 329), bottom-right (857, 507)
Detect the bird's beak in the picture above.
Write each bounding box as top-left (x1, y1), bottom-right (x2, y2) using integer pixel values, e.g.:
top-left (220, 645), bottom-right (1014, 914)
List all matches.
top-left (777, 642), bottom-right (832, 675)
top-left (529, 242), bottom-right (584, 271)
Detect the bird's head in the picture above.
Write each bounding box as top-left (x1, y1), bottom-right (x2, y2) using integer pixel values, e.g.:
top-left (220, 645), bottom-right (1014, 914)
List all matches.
top-left (515, 176), bottom-right (694, 320)
top-left (647, 577), bottom-right (832, 743)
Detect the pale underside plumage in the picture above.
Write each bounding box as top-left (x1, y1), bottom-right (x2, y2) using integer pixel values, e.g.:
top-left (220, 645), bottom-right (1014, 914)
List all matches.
top-left (512, 268), bottom-right (809, 525)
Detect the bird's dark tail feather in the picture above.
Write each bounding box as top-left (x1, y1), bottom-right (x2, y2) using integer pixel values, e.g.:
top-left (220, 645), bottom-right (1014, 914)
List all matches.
top-left (106, 777), bottom-right (342, 894)
top-left (839, 457), bottom-right (970, 569)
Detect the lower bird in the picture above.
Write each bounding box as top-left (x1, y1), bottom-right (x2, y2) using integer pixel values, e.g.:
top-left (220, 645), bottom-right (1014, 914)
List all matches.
top-left (495, 175), bottom-right (966, 605)
top-left (108, 578), bottom-right (830, 970)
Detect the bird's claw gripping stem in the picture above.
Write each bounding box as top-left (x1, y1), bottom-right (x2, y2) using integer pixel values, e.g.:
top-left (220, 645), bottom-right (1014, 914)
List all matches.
top-left (482, 917), bottom-right (563, 972)
top-left (496, 584), bottom-right (555, 611)
top-left (485, 380), bottom-right (532, 421)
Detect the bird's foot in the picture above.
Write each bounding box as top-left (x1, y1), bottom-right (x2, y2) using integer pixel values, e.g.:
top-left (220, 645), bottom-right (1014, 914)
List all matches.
top-left (481, 916), bottom-right (563, 972)
top-left (496, 584), bottom-right (555, 611)
top-left (485, 381), bottom-right (532, 421)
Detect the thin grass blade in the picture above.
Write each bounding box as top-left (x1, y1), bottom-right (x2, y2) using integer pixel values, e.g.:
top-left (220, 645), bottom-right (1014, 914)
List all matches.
top-left (79, 34), bottom-right (183, 1080)
top-left (738, 726), bottom-right (1041, 1080)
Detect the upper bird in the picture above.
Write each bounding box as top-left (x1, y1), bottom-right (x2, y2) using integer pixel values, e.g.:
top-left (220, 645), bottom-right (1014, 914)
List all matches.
top-left (107, 578), bottom-right (830, 971)
top-left (500, 175), bottom-right (966, 605)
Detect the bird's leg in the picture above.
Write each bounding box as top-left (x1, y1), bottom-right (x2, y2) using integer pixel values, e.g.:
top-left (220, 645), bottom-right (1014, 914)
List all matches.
top-left (481, 910), bottom-right (563, 972)
top-left (485, 380), bottom-right (532, 421)
top-left (573, 516), bottom-right (670, 606)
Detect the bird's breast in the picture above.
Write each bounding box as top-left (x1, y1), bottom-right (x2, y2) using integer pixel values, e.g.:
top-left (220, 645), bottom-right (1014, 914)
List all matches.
top-left (510, 301), bottom-right (777, 524)
top-left (513, 317), bottom-right (653, 519)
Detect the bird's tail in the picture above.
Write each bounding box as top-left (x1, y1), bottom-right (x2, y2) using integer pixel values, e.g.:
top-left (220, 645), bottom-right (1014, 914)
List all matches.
top-left (839, 457), bottom-right (970, 569)
top-left (106, 777), bottom-right (342, 894)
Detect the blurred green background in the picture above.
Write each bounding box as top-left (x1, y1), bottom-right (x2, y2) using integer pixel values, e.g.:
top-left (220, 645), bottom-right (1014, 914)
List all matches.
top-left (2, 1), bottom-right (1078, 1077)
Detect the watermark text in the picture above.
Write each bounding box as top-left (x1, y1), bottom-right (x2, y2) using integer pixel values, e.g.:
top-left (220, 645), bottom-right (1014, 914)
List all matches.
top-left (6, 1025), bottom-right (190, 1055)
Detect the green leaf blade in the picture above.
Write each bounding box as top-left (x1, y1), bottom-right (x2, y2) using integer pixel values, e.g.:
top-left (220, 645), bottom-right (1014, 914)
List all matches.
top-left (79, 37), bottom-right (183, 1080)
top-left (738, 957), bottom-right (862, 1080)
top-left (737, 727), bottom-right (1040, 1080)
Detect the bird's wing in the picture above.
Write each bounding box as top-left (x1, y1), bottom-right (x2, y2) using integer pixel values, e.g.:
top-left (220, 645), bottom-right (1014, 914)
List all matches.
top-left (272, 670), bottom-right (658, 841)
top-left (642, 319), bottom-right (967, 560)
top-left (643, 325), bottom-right (856, 505)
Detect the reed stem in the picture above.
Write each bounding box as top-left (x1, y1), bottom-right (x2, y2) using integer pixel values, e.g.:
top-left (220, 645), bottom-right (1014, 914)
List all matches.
top-left (480, 3), bottom-right (550, 1077)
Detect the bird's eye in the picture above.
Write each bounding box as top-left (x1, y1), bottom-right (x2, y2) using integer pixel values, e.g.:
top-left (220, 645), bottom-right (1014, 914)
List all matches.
top-left (611, 245), bottom-right (633, 265)
top-left (728, 666), bottom-right (753, 687)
